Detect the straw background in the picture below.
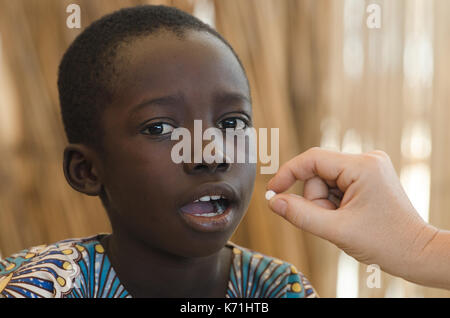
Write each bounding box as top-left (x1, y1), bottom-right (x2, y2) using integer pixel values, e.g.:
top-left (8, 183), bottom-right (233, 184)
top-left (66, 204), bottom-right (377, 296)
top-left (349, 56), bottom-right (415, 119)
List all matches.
top-left (0, 0), bottom-right (449, 297)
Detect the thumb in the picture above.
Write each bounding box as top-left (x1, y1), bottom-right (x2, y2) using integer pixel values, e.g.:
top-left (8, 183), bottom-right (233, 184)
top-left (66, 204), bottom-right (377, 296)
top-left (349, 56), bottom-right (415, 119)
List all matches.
top-left (269, 193), bottom-right (340, 241)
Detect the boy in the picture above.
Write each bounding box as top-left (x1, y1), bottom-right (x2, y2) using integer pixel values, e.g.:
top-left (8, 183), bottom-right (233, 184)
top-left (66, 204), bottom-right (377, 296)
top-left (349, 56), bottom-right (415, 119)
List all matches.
top-left (0, 5), bottom-right (316, 298)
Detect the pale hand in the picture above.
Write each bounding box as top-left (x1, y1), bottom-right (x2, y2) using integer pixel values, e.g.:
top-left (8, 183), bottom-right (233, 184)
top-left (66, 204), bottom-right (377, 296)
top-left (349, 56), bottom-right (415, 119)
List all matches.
top-left (267, 147), bottom-right (449, 289)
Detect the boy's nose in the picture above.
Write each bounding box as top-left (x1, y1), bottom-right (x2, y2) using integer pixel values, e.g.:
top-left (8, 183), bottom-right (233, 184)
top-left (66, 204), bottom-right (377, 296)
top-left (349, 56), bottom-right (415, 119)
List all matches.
top-left (182, 132), bottom-right (231, 174)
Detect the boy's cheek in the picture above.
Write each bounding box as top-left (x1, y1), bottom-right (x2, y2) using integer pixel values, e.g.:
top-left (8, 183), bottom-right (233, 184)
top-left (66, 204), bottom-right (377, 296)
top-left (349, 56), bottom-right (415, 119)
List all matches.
top-left (232, 162), bottom-right (257, 202)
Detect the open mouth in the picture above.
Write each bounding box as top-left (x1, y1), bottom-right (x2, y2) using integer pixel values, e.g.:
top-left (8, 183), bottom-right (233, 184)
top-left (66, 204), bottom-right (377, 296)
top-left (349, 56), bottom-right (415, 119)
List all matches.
top-left (180, 195), bottom-right (231, 217)
top-left (178, 183), bottom-right (238, 232)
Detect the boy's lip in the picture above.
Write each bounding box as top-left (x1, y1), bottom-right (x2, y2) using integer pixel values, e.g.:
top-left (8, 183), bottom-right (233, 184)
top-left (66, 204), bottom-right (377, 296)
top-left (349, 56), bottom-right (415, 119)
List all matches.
top-left (181, 182), bottom-right (238, 206)
top-left (178, 182), bottom-right (239, 233)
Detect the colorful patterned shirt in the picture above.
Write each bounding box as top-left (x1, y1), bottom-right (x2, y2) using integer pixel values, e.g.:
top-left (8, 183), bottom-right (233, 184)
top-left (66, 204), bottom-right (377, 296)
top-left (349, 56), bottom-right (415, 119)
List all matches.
top-left (0, 234), bottom-right (317, 298)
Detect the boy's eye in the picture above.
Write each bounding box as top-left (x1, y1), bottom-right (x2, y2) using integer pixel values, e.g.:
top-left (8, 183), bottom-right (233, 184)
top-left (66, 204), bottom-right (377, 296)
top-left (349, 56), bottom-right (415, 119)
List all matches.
top-left (218, 118), bottom-right (248, 130)
top-left (142, 122), bottom-right (175, 136)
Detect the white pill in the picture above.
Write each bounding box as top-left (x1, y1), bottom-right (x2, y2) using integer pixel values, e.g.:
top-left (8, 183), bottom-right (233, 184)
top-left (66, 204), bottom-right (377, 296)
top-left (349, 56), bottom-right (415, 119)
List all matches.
top-left (265, 190), bottom-right (276, 201)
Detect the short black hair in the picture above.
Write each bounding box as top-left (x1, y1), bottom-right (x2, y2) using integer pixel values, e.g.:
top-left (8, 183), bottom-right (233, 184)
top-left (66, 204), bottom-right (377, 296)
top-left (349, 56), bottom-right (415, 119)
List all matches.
top-left (58, 4), bottom-right (249, 151)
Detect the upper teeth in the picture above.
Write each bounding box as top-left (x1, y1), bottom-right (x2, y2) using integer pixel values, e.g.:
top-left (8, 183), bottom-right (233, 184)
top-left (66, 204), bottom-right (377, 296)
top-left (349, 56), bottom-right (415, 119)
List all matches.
top-left (194, 195), bottom-right (225, 202)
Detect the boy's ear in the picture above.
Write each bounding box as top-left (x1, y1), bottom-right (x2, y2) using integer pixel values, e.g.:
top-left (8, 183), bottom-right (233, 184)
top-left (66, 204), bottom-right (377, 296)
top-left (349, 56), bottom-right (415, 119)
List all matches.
top-left (63, 144), bottom-right (102, 196)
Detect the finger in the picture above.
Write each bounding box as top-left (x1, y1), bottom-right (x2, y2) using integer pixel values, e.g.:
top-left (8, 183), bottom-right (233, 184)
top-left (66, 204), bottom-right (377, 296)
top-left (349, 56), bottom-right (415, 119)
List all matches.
top-left (269, 193), bottom-right (341, 241)
top-left (288, 193), bottom-right (339, 210)
top-left (267, 147), bottom-right (359, 194)
top-left (303, 176), bottom-right (329, 201)
top-left (311, 198), bottom-right (338, 210)
top-left (303, 177), bottom-right (341, 209)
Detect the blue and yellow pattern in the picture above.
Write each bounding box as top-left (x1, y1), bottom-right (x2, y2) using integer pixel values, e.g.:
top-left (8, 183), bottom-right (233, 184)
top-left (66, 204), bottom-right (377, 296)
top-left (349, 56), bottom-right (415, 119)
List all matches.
top-left (226, 243), bottom-right (316, 298)
top-left (0, 234), bottom-right (316, 298)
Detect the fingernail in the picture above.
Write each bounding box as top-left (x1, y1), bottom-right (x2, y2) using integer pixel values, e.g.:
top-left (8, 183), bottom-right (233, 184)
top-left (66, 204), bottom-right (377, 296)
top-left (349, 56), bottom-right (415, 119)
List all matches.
top-left (270, 198), bottom-right (287, 217)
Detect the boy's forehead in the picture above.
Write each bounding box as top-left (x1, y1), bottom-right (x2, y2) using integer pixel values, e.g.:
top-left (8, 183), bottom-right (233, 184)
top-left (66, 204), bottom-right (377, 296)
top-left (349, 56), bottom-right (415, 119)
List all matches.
top-left (112, 30), bottom-right (249, 104)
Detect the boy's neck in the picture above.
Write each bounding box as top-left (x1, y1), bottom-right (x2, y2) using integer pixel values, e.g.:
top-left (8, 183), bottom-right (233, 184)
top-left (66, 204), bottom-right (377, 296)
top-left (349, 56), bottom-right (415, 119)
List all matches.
top-left (99, 232), bottom-right (232, 298)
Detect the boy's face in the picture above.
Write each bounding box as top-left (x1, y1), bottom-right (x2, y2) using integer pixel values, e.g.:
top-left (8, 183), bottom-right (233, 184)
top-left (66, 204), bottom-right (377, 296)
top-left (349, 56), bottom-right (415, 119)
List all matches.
top-left (97, 30), bottom-right (256, 257)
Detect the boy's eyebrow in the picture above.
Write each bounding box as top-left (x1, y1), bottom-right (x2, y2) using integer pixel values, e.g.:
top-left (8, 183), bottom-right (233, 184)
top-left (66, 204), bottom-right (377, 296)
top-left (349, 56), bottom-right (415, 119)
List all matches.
top-left (213, 91), bottom-right (251, 107)
top-left (129, 93), bottom-right (185, 116)
top-left (129, 91), bottom-right (251, 117)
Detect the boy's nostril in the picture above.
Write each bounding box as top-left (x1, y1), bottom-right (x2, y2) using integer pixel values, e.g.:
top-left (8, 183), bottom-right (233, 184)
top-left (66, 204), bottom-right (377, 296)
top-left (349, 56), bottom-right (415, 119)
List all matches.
top-left (194, 164), bottom-right (208, 171)
top-left (187, 162), bottom-right (230, 174)
top-left (217, 163), bottom-right (229, 171)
